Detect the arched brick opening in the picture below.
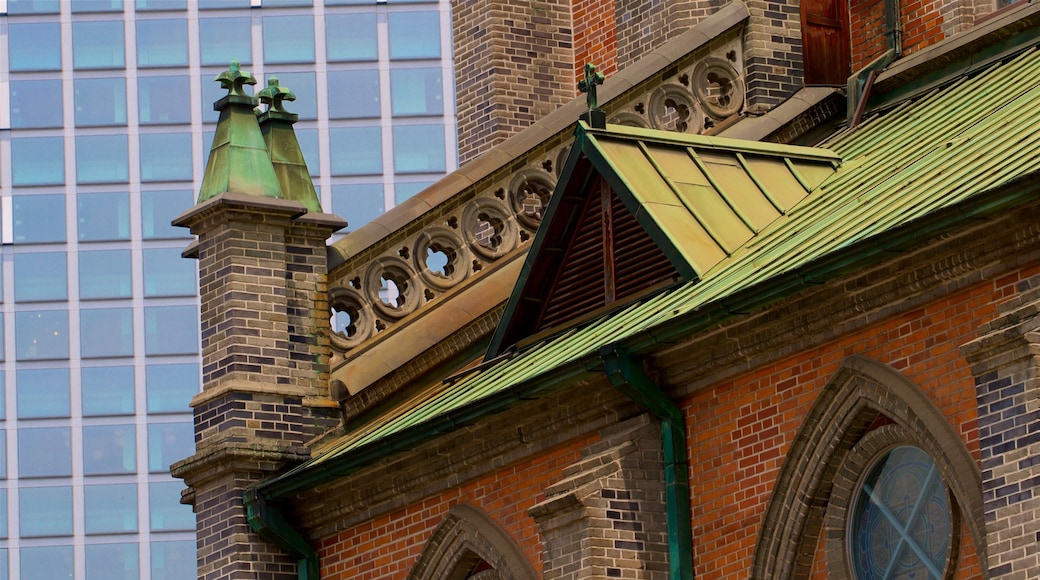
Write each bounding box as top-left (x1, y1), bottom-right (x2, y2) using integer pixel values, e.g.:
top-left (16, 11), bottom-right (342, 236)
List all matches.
top-left (408, 504), bottom-right (537, 580)
top-left (751, 355), bottom-right (985, 578)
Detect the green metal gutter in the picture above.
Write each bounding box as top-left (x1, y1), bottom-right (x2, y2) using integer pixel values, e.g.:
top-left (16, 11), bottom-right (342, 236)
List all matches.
top-left (600, 344), bottom-right (694, 580)
top-left (244, 488), bottom-right (320, 580)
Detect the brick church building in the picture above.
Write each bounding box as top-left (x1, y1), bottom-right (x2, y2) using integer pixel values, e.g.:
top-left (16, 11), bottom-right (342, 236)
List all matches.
top-left (172, 0), bottom-right (1040, 578)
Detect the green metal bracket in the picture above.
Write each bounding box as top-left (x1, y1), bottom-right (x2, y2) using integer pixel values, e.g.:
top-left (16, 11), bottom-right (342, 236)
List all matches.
top-left (600, 343), bottom-right (694, 580)
top-left (244, 488), bottom-right (320, 580)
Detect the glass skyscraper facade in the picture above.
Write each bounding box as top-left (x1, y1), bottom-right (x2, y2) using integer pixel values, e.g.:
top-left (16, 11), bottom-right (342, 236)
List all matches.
top-left (0, 0), bottom-right (457, 577)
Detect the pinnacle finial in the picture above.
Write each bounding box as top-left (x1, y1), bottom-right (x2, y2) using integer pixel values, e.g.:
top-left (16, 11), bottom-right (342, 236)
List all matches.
top-left (257, 76), bottom-right (297, 113)
top-left (215, 59), bottom-right (256, 98)
top-left (578, 63), bottom-right (605, 111)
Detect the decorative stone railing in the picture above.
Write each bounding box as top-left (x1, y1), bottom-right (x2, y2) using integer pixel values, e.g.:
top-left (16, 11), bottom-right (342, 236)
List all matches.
top-left (325, 4), bottom-right (752, 394)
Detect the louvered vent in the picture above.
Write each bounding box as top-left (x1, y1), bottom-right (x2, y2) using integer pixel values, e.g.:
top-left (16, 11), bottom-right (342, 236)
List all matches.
top-left (537, 180), bottom-right (678, 333)
top-left (537, 190), bottom-right (606, 331)
top-left (612, 192), bottom-right (677, 300)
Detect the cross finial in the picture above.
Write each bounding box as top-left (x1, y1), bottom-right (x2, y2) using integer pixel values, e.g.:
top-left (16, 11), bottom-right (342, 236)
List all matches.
top-left (257, 76), bottom-right (297, 113)
top-left (578, 63), bottom-right (605, 110)
top-left (215, 59), bottom-right (256, 98)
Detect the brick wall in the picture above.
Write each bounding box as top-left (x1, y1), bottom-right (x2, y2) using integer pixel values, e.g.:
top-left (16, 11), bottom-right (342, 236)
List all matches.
top-left (172, 197), bottom-right (342, 580)
top-left (849, 0), bottom-right (998, 71)
top-left (452, 0), bottom-right (575, 164)
top-left (573, 0), bottom-right (619, 83)
top-left (681, 272), bottom-right (1022, 577)
top-left (318, 435), bottom-right (593, 578)
top-left (743, 0), bottom-right (803, 110)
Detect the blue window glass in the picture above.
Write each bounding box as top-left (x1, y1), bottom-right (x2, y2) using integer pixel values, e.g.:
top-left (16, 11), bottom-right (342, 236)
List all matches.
top-left (0, 432), bottom-right (6, 479)
top-left (81, 308), bottom-right (135, 358)
top-left (74, 77), bottom-right (128, 126)
top-left (137, 0), bottom-right (187, 9)
top-left (72, 0), bottom-right (123, 11)
top-left (11, 138), bottom-right (65, 187)
top-left (141, 133), bottom-right (193, 182)
top-left (8, 23), bottom-right (62, 71)
top-left (199, 0), bottom-right (250, 7)
top-left (9, 80), bottom-right (63, 128)
top-left (147, 421), bottom-right (193, 472)
top-left (13, 252), bottom-right (67, 302)
top-left (263, 15), bottom-right (316, 64)
top-left (143, 248), bottom-right (196, 297)
top-left (296, 128), bottom-right (321, 176)
top-left (20, 487), bottom-right (72, 536)
top-left (13, 195), bottom-right (65, 243)
top-left (199, 17), bottom-right (252, 66)
top-left (388, 12), bottom-right (441, 59)
top-left (139, 76), bottom-right (191, 124)
top-left (326, 13), bottom-right (378, 61)
top-left (147, 363), bottom-right (200, 413)
top-left (85, 483), bottom-right (138, 533)
top-left (145, 305), bottom-right (199, 355)
top-left (263, 0), bottom-right (311, 5)
top-left (393, 124), bottom-right (446, 173)
top-left (332, 183), bottom-right (385, 230)
top-left (391, 68), bottom-right (443, 116)
top-left (16, 368), bottom-right (70, 419)
top-left (19, 428), bottom-right (71, 477)
top-left (0, 377), bottom-right (6, 420)
top-left (20, 546), bottom-right (73, 580)
top-left (151, 541), bottom-right (195, 580)
top-left (82, 366), bottom-right (136, 416)
top-left (77, 134), bottom-right (130, 184)
top-left (143, 190), bottom-right (194, 239)
top-left (150, 481), bottom-right (195, 531)
top-left (15, 311), bottom-right (69, 361)
top-left (73, 21), bottom-right (126, 69)
top-left (0, 491), bottom-right (7, 537)
top-left (7, 0), bottom-right (60, 13)
top-left (395, 181), bottom-right (433, 204)
top-left (86, 543), bottom-right (139, 580)
top-left (78, 191), bottom-right (131, 241)
top-left (330, 127), bottom-right (382, 175)
top-left (850, 446), bottom-right (951, 579)
top-left (137, 19), bottom-right (189, 67)
top-left (79, 249), bottom-right (133, 299)
top-left (83, 426), bottom-right (137, 475)
top-left (271, 72), bottom-right (317, 120)
top-left (327, 69), bottom-right (380, 119)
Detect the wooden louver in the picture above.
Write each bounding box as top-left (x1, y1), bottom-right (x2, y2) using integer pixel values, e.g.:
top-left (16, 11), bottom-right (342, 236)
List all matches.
top-left (536, 176), bottom-right (678, 332)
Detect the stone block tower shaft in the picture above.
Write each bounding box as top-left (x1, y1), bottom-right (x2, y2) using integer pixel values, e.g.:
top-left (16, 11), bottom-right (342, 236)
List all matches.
top-left (171, 62), bottom-right (345, 580)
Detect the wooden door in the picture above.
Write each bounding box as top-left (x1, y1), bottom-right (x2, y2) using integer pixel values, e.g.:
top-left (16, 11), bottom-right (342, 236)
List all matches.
top-left (802, 0), bottom-right (851, 85)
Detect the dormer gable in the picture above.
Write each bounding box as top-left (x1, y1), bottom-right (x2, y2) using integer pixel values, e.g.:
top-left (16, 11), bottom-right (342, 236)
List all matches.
top-left (488, 122), bottom-right (840, 356)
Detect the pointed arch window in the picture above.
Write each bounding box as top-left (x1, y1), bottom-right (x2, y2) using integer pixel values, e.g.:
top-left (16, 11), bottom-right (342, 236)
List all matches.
top-left (409, 505), bottom-right (536, 580)
top-left (752, 356), bottom-right (984, 579)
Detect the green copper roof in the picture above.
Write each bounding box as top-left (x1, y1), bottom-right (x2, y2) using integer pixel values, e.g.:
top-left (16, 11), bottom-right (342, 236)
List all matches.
top-left (488, 122), bottom-right (839, 355)
top-left (258, 76), bottom-right (324, 213)
top-left (256, 43), bottom-right (1040, 498)
top-left (198, 61), bottom-right (284, 204)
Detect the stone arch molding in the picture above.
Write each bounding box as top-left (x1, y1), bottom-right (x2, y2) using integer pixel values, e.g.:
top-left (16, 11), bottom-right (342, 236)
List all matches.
top-left (408, 504), bottom-right (537, 580)
top-left (751, 355), bottom-right (986, 579)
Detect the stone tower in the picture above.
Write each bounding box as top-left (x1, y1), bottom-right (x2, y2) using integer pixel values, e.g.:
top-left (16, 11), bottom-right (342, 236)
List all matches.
top-left (170, 62), bottom-right (345, 579)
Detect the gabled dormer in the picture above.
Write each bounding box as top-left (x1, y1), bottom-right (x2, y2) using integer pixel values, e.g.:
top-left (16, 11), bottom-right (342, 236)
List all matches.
top-left (488, 122), bottom-right (840, 356)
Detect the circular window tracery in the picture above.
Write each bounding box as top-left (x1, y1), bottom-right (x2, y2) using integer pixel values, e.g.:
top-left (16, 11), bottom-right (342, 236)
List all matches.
top-left (648, 84), bottom-right (700, 134)
top-left (850, 445), bottom-right (952, 580)
top-left (461, 198), bottom-right (518, 260)
top-left (508, 171), bottom-right (555, 230)
top-left (825, 423), bottom-right (958, 580)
